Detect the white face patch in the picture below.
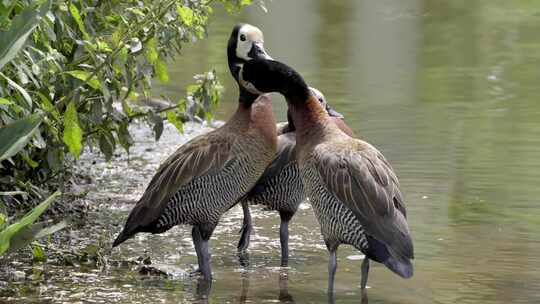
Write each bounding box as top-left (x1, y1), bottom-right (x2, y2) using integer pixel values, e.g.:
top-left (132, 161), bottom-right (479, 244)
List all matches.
top-left (236, 24), bottom-right (265, 61)
top-left (309, 87), bottom-right (327, 108)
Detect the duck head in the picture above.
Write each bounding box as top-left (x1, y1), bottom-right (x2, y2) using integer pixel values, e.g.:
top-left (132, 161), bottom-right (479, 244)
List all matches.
top-left (309, 87), bottom-right (343, 118)
top-left (228, 24), bottom-right (272, 103)
top-left (286, 87), bottom-right (343, 131)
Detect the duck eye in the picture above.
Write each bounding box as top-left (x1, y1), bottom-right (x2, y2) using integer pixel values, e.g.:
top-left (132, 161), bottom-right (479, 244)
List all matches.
top-left (240, 34), bottom-right (246, 41)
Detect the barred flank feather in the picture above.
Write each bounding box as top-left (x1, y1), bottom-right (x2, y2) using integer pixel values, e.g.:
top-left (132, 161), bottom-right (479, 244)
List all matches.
top-left (245, 162), bottom-right (304, 214)
top-left (113, 95), bottom-right (277, 247)
top-left (303, 163), bottom-right (369, 251)
top-left (156, 152), bottom-right (256, 230)
top-left (240, 131), bottom-right (302, 216)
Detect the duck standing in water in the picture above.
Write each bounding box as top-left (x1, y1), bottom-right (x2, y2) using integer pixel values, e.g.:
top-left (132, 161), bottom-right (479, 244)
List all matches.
top-left (112, 24), bottom-right (277, 281)
top-left (237, 87), bottom-right (354, 267)
top-left (238, 58), bottom-right (414, 299)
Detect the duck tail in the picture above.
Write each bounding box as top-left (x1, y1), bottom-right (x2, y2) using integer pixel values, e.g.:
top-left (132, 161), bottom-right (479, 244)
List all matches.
top-left (365, 234), bottom-right (414, 279)
top-left (383, 255), bottom-right (414, 279)
top-left (112, 209), bottom-right (144, 248)
top-left (112, 226), bottom-right (137, 247)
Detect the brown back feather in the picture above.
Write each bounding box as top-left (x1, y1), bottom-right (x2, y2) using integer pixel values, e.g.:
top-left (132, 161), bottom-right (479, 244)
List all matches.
top-left (313, 138), bottom-right (414, 260)
top-left (124, 130), bottom-right (235, 230)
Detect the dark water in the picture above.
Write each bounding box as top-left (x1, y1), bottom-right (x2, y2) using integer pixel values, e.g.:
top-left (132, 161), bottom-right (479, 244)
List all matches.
top-left (2, 1), bottom-right (540, 303)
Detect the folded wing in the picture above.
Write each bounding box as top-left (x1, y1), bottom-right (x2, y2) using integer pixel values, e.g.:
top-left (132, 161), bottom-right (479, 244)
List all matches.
top-left (313, 140), bottom-right (413, 261)
top-left (113, 132), bottom-right (235, 246)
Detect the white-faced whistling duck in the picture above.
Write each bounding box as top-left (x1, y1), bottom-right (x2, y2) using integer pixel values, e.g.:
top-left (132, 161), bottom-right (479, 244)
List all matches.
top-left (237, 87), bottom-right (355, 267)
top-left (238, 58), bottom-right (414, 300)
top-left (112, 24), bottom-right (277, 281)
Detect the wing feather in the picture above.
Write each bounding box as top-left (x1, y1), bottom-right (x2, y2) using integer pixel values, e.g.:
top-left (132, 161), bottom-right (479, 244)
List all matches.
top-left (245, 132), bottom-right (296, 197)
top-left (313, 139), bottom-right (414, 260)
top-left (126, 131), bottom-right (235, 228)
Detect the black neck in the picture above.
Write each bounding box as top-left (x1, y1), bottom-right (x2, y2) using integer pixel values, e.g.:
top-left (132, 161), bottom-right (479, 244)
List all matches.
top-left (278, 67), bottom-right (310, 105)
top-left (238, 87), bottom-right (259, 105)
top-left (242, 59), bottom-right (310, 106)
top-left (228, 60), bottom-right (259, 106)
top-left (286, 110), bottom-right (296, 132)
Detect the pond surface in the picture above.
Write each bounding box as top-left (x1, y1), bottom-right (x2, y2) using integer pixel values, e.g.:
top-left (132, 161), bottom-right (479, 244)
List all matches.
top-left (2, 1), bottom-right (540, 303)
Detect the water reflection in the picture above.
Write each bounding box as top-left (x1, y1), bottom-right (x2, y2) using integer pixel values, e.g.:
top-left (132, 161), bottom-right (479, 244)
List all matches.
top-left (238, 272), bottom-right (249, 303)
top-left (188, 268), bottom-right (297, 304)
top-left (278, 269), bottom-right (295, 303)
top-left (193, 278), bottom-right (212, 304)
top-left (238, 268), bottom-right (297, 304)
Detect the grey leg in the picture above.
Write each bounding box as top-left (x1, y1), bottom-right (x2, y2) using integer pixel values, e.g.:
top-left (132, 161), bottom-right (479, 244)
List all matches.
top-left (328, 249), bottom-right (337, 295)
top-left (192, 226), bottom-right (203, 274)
top-left (199, 238), bottom-right (212, 280)
top-left (328, 292), bottom-right (336, 304)
top-left (361, 257), bottom-right (370, 304)
top-left (195, 277), bottom-right (212, 304)
top-left (192, 226), bottom-right (212, 281)
top-left (360, 257), bottom-right (370, 289)
top-left (279, 219), bottom-right (289, 267)
top-left (237, 201), bottom-right (253, 252)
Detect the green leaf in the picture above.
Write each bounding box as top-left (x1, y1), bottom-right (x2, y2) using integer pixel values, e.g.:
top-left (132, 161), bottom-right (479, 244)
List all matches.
top-left (65, 70), bottom-right (101, 90)
top-left (146, 38), bottom-right (158, 65)
top-left (21, 153), bottom-right (39, 168)
top-left (62, 102), bottom-right (83, 158)
top-left (96, 39), bottom-right (111, 52)
top-left (167, 110), bottom-right (183, 133)
top-left (177, 5), bottom-right (194, 26)
top-left (177, 98), bottom-right (186, 112)
top-left (193, 25), bottom-right (206, 39)
top-left (205, 111), bottom-right (213, 124)
top-left (155, 57), bottom-right (169, 83)
top-left (9, 220), bottom-right (68, 253)
top-left (37, 92), bottom-right (60, 121)
top-left (69, 3), bottom-right (89, 40)
top-left (34, 220), bottom-right (68, 239)
top-left (0, 114), bottom-right (42, 161)
top-left (111, 24), bottom-right (123, 47)
top-left (0, 72), bottom-right (32, 108)
top-left (98, 132), bottom-right (114, 161)
top-left (221, 0), bottom-right (253, 13)
top-left (0, 0), bottom-right (52, 71)
top-left (32, 243), bottom-right (46, 262)
top-left (0, 213), bottom-right (7, 230)
top-left (89, 99), bottom-right (103, 123)
top-left (46, 147), bottom-right (62, 170)
top-left (118, 46), bottom-right (128, 64)
top-left (186, 84), bottom-right (199, 95)
top-left (121, 99), bottom-right (132, 116)
top-left (128, 91), bottom-right (139, 102)
top-left (117, 122), bottom-right (133, 153)
top-left (0, 191), bottom-right (61, 256)
top-left (0, 97), bottom-right (12, 105)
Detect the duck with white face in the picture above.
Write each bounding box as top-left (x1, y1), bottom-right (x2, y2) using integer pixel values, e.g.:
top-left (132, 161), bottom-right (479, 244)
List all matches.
top-left (228, 23), bottom-right (273, 102)
top-left (112, 24), bottom-right (278, 282)
top-left (238, 58), bottom-right (414, 301)
top-left (237, 86), bottom-right (355, 268)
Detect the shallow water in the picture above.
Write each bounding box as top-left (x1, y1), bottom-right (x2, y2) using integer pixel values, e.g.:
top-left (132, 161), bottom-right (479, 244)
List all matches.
top-left (2, 1), bottom-right (540, 303)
